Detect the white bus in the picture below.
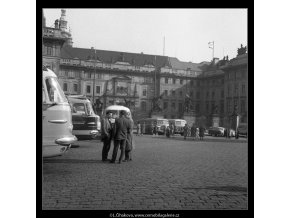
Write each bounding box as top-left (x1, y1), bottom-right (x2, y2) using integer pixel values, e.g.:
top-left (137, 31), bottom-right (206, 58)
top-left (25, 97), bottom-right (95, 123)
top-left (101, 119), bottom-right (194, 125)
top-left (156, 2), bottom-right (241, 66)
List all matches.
top-left (42, 66), bottom-right (77, 157)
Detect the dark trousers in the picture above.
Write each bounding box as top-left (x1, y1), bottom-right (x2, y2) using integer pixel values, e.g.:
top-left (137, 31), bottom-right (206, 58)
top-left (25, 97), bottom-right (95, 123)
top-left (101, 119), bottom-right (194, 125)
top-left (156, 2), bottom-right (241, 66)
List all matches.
top-left (111, 139), bottom-right (126, 162)
top-left (102, 137), bottom-right (111, 160)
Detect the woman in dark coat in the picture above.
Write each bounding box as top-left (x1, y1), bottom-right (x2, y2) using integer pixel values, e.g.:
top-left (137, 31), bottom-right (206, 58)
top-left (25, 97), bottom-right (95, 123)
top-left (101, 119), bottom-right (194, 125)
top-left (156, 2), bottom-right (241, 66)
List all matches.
top-left (125, 112), bottom-right (134, 161)
top-left (199, 126), bottom-right (205, 140)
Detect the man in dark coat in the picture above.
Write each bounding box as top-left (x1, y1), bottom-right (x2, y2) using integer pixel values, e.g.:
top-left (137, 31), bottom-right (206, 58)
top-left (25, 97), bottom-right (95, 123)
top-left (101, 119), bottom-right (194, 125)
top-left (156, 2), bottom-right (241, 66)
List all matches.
top-left (110, 110), bottom-right (132, 164)
top-left (101, 111), bottom-right (113, 162)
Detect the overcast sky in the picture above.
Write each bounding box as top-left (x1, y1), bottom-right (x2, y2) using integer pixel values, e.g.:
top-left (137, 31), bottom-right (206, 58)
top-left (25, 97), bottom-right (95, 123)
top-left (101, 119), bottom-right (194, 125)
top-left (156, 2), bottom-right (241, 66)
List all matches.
top-left (43, 8), bottom-right (247, 63)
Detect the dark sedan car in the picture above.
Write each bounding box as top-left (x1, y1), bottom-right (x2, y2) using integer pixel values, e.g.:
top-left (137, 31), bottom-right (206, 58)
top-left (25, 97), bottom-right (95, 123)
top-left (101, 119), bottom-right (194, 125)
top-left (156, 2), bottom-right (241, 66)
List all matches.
top-left (208, 127), bottom-right (225, 136)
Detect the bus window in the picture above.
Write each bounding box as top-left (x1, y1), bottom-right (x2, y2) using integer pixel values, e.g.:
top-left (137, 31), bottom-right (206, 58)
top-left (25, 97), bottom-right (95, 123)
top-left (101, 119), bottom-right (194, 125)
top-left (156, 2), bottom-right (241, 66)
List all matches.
top-left (73, 103), bottom-right (86, 115)
top-left (45, 77), bottom-right (67, 103)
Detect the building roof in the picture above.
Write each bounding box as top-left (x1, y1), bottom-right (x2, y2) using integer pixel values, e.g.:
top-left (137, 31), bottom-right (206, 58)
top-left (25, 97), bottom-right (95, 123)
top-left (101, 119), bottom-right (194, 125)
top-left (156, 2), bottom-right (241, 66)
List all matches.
top-left (168, 57), bottom-right (208, 72)
top-left (228, 53), bottom-right (248, 67)
top-left (60, 46), bottom-right (170, 68)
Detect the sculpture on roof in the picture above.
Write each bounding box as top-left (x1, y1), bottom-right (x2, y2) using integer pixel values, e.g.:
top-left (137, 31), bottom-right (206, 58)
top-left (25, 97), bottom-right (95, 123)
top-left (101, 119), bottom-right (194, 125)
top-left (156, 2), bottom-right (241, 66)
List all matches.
top-left (237, 44), bottom-right (247, 56)
top-left (184, 94), bottom-right (194, 113)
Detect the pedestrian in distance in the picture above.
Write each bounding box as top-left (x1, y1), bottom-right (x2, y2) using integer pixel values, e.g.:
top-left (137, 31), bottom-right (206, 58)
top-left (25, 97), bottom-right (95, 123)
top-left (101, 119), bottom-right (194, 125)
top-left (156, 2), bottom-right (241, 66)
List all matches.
top-left (125, 112), bottom-right (134, 162)
top-left (141, 122), bottom-right (145, 135)
top-left (183, 123), bottom-right (189, 140)
top-left (150, 123), bottom-right (154, 136)
top-left (170, 123), bottom-right (175, 137)
top-left (196, 127), bottom-right (200, 140)
top-left (199, 126), bottom-right (205, 140)
top-left (153, 123), bottom-right (158, 136)
top-left (165, 125), bottom-right (171, 138)
top-left (191, 124), bottom-right (196, 140)
top-left (110, 110), bottom-right (132, 164)
top-left (136, 121), bottom-right (141, 136)
top-left (101, 111), bottom-right (114, 162)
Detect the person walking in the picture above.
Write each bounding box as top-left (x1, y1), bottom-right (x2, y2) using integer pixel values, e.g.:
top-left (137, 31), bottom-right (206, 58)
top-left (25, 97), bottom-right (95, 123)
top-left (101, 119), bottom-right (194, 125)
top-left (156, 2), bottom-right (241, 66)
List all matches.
top-left (199, 126), bottom-right (205, 140)
top-left (170, 123), bottom-right (175, 137)
top-left (150, 123), bottom-right (154, 136)
top-left (183, 124), bottom-right (189, 140)
top-left (153, 123), bottom-right (158, 136)
top-left (136, 121), bottom-right (141, 136)
top-left (110, 110), bottom-right (132, 164)
top-left (166, 125), bottom-right (170, 138)
top-left (191, 124), bottom-right (196, 140)
top-left (125, 112), bottom-right (134, 161)
top-left (101, 111), bottom-right (114, 162)
top-left (196, 127), bottom-right (200, 140)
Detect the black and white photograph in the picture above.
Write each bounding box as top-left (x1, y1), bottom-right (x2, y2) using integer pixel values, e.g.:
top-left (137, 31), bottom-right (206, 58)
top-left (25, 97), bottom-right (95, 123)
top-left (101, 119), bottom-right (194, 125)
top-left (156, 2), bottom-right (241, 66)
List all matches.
top-left (41, 8), bottom-right (248, 212)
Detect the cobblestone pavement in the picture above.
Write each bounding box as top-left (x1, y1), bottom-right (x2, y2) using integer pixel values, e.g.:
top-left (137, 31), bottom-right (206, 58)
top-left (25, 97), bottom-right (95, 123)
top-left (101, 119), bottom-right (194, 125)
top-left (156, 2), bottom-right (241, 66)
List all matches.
top-left (42, 135), bottom-right (248, 210)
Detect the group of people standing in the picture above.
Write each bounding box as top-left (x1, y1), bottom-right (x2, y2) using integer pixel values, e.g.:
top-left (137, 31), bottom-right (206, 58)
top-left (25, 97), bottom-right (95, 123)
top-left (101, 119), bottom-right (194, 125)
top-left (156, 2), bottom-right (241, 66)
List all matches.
top-left (182, 124), bottom-right (205, 140)
top-left (101, 110), bottom-right (134, 164)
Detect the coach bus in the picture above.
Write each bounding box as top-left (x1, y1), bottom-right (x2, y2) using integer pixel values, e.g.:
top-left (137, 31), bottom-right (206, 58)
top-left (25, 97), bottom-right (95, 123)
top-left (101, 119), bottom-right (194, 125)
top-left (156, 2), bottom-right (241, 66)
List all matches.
top-left (67, 95), bottom-right (101, 139)
top-left (42, 66), bottom-right (77, 157)
top-left (168, 119), bottom-right (187, 135)
top-left (137, 118), bottom-right (169, 135)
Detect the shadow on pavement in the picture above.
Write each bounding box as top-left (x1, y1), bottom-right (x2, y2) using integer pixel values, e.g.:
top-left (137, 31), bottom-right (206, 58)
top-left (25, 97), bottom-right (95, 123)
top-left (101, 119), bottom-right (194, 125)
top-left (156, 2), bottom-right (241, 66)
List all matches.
top-left (137, 135), bottom-right (247, 143)
top-left (43, 159), bottom-right (105, 164)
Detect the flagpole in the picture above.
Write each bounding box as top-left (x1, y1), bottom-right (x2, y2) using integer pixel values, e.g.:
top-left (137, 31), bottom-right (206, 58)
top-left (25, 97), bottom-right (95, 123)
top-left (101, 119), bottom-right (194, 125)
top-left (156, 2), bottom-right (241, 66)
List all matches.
top-left (212, 41), bottom-right (214, 60)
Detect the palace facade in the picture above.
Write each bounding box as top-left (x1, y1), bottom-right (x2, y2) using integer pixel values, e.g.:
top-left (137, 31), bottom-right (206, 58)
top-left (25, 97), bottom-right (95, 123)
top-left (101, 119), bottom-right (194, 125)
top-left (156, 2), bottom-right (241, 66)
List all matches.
top-left (42, 10), bottom-right (247, 127)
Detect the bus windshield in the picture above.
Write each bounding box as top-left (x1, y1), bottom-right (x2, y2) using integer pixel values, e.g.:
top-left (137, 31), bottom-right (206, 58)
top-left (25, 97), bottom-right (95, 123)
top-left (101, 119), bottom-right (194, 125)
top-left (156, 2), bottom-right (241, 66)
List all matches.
top-left (45, 77), bottom-right (67, 103)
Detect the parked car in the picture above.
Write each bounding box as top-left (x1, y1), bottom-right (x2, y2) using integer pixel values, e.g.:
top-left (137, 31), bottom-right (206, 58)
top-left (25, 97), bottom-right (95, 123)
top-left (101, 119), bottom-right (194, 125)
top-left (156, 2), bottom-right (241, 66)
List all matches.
top-left (67, 95), bottom-right (101, 140)
top-left (237, 123), bottom-right (248, 138)
top-left (208, 127), bottom-right (225, 136)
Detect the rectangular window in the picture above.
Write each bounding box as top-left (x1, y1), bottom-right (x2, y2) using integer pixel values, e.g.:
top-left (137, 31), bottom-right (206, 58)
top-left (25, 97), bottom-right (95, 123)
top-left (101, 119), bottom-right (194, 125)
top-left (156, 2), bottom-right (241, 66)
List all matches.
top-left (74, 84), bottom-right (78, 92)
top-left (221, 90), bottom-right (224, 98)
top-left (242, 84), bottom-right (246, 94)
top-left (220, 100), bottom-right (224, 114)
top-left (228, 84), bottom-right (231, 96)
top-left (86, 85), bottom-right (91, 93)
top-left (212, 91), bottom-right (215, 99)
top-left (47, 46), bottom-right (53, 56)
top-left (163, 102), bottom-right (168, 109)
top-left (164, 90), bottom-right (168, 96)
top-left (63, 83), bottom-right (68, 92)
top-left (206, 91), bottom-right (209, 99)
top-left (142, 88), bottom-right (147, 97)
top-left (179, 91), bottom-right (183, 97)
top-left (96, 85), bottom-right (101, 94)
top-left (234, 84), bottom-right (239, 95)
top-left (190, 91), bottom-right (193, 97)
top-left (64, 71), bottom-right (68, 77)
top-left (172, 90), bottom-right (176, 96)
top-left (180, 79), bottom-right (183, 85)
top-left (173, 78), bottom-right (176, 84)
top-left (165, 78), bottom-right (168, 84)
top-left (206, 102), bottom-right (209, 113)
top-left (227, 100), bottom-right (231, 113)
top-left (190, 80), bottom-right (193, 86)
top-left (241, 99), bottom-right (246, 113)
top-left (178, 103), bottom-right (183, 112)
top-left (171, 102), bottom-right (176, 110)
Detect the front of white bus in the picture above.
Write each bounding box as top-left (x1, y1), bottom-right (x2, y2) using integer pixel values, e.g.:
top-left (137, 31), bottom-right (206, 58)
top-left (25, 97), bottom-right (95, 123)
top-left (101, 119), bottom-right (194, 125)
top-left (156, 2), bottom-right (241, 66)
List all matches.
top-left (43, 68), bottom-right (77, 157)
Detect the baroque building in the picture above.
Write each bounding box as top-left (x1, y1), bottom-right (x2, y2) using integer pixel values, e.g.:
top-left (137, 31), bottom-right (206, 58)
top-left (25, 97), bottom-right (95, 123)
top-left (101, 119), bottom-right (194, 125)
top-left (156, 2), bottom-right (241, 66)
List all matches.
top-left (42, 9), bottom-right (248, 127)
